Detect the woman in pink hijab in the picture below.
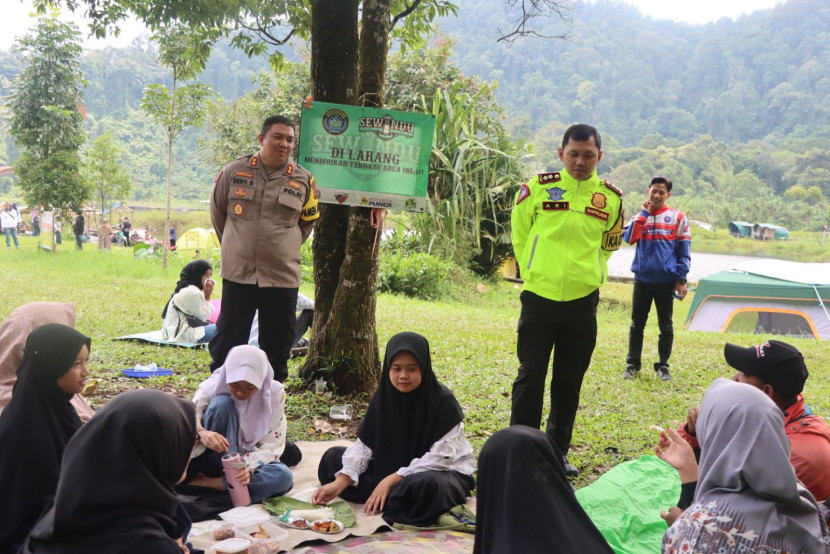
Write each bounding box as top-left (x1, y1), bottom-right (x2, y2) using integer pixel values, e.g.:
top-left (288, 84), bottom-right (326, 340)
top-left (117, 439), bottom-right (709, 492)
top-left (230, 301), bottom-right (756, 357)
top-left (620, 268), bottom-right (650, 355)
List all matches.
top-left (0, 302), bottom-right (95, 421)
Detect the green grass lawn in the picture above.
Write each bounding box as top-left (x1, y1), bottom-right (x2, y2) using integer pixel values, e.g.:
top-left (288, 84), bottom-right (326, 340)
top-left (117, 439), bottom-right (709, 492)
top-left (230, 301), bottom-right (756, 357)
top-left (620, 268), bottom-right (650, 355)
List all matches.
top-left (3, 235), bottom-right (830, 487)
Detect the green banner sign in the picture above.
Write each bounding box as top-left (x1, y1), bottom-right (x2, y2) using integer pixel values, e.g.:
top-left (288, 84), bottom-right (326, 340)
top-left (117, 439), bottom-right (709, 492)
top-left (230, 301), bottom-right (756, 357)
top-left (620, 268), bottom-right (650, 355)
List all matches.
top-left (298, 100), bottom-right (434, 212)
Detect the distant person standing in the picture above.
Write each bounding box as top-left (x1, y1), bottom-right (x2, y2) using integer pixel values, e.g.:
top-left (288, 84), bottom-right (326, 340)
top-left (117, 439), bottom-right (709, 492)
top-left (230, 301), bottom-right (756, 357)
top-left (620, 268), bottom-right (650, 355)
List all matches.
top-left (54, 218), bottom-right (62, 245)
top-left (97, 219), bottom-right (112, 250)
top-left (510, 124), bottom-right (624, 477)
top-left (120, 217), bottom-right (132, 246)
top-left (31, 207), bottom-right (41, 237)
top-left (73, 214), bottom-right (85, 251)
top-left (11, 203), bottom-right (22, 233)
top-left (209, 115), bottom-right (320, 381)
top-left (1, 203), bottom-right (20, 249)
top-left (169, 227), bottom-right (177, 251)
top-left (621, 177), bottom-right (690, 381)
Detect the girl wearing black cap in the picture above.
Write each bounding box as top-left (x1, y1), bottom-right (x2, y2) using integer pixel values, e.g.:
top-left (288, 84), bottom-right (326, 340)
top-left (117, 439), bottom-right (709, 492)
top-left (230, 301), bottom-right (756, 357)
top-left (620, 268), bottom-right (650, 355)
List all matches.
top-left (312, 332), bottom-right (475, 526)
top-left (161, 259), bottom-right (216, 344)
top-left (0, 324), bottom-right (90, 553)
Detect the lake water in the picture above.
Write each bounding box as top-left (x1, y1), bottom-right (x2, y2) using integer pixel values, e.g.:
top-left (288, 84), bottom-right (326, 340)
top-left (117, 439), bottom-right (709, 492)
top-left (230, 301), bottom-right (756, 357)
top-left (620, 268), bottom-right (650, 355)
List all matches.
top-left (607, 246), bottom-right (767, 282)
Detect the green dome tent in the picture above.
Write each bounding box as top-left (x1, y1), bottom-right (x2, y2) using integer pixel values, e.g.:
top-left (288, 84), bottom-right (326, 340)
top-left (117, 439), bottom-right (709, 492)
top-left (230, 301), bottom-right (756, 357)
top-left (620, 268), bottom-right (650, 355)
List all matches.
top-left (685, 261), bottom-right (830, 339)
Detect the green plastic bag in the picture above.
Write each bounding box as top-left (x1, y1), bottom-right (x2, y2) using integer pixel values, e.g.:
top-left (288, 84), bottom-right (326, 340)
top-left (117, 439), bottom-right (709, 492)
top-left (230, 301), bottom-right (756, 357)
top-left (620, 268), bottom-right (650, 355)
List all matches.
top-left (575, 455), bottom-right (680, 554)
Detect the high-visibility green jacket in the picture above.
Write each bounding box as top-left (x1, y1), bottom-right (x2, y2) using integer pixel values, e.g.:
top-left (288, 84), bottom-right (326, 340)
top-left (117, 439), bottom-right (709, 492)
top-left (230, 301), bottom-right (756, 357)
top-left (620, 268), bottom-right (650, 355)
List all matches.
top-left (511, 169), bottom-right (624, 302)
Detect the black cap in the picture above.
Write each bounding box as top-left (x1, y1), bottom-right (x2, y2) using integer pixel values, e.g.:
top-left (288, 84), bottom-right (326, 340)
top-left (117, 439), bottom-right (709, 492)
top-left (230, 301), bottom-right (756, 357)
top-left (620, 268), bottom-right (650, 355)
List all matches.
top-left (723, 340), bottom-right (808, 397)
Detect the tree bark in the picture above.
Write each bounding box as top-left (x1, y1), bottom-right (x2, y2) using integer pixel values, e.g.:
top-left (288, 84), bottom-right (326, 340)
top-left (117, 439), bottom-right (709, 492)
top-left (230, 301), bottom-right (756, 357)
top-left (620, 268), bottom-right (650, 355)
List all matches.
top-left (301, 0), bottom-right (392, 393)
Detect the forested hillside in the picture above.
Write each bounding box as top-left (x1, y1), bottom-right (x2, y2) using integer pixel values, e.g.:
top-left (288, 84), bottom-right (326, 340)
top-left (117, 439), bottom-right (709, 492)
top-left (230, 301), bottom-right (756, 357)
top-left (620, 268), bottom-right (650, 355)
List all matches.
top-left (0, 0), bottom-right (829, 231)
top-left (441, 0), bottom-right (830, 147)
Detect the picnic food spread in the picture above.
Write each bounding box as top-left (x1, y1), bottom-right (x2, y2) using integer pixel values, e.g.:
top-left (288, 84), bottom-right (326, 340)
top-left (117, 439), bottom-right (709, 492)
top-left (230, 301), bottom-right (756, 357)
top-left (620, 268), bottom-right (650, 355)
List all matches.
top-left (311, 519), bottom-right (344, 533)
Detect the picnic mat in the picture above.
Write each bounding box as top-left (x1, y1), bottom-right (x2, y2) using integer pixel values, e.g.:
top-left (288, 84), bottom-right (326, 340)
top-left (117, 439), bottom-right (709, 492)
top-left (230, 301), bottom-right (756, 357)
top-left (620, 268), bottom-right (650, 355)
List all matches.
top-left (113, 329), bottom-right (203, 348)
top-left (190, 440), bottom-right (476, 553)
top-left (575, 454), bottom-right (680, 554)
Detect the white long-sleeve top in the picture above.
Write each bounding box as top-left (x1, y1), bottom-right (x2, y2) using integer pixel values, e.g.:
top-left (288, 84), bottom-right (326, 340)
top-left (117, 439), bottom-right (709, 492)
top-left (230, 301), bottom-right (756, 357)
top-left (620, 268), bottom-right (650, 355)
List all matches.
top-left (336, 422), bottom-right (475, 485)
top-left (161, 285), bottom-right (214, 343)
top-left (190, 385), bottom-right (287, 471)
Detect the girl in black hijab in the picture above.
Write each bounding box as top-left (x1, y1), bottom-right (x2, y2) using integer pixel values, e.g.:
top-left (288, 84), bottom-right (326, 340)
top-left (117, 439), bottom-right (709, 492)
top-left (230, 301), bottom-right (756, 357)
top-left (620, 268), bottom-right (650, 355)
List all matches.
top-left (473, 425), bottom-right (613, 554)
top-left (0, 323), bottom-right (90, 553)
top-left (22, 389), bottom-right (197, 554)
top-left (313, 332), bottom-right (475, 526)
top-left (161, 259), bottom-right (215, 344)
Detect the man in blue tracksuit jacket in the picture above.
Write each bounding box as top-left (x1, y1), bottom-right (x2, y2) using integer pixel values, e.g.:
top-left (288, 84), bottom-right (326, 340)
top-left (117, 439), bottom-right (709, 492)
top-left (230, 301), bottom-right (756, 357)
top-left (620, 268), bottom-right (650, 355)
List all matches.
top-left (621, 176), bottom-right (690, 381)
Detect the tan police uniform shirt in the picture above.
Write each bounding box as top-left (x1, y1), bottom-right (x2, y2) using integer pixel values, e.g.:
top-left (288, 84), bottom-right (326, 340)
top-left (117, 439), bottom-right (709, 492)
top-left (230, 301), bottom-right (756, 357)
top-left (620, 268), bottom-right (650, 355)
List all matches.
top-left (210, 153), bottom-right (320, 288)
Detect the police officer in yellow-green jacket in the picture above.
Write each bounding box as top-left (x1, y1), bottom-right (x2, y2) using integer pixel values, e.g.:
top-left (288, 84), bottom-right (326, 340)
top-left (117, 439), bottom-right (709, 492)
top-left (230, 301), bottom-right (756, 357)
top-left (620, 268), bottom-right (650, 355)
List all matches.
top-left (510, 124), bottom-right (624, 476)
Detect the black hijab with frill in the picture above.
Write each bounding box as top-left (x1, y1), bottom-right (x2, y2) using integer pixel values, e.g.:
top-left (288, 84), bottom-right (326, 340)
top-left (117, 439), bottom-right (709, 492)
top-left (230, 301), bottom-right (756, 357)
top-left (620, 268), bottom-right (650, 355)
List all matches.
top-left (0, 323), bottom-right (90, 553)
top-left (357, 332), bottom-right (464, 480)
top-left (23, 389), bottom-right (196, 554)
top-left (161, 259), bottom-right (212, 319)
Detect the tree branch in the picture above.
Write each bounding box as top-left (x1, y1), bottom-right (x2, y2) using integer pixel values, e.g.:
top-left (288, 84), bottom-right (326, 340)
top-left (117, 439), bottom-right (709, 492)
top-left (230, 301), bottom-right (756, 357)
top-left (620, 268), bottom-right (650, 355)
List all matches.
top-left (497, 0), bottom-right (573, 43)
top-left (390, 0), bottom-right (424, 31)
top-left (238, 20), bottom-right (296, 46)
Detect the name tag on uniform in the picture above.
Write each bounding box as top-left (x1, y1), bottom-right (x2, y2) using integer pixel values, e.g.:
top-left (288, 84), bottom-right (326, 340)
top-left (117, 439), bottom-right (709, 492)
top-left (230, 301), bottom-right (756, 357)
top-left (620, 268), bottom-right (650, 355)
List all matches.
top-left (281, 186), bottom-right (304, 199)
top-left (585, 207), bottom-right (609, 221)
top-left (543, 201), bottom-right (569, 210)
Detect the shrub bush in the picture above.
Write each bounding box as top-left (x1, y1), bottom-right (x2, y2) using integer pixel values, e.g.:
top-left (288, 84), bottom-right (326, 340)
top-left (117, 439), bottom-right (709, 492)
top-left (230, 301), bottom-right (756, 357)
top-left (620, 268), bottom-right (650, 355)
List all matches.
top-left (378, 251), bottom-right (455, 300)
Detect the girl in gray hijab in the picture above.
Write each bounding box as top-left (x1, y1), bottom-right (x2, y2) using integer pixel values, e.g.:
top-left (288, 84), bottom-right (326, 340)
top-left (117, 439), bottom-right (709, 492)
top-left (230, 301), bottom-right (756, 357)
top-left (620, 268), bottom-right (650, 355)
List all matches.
top-left (660, 378), bottom-right (830, 553)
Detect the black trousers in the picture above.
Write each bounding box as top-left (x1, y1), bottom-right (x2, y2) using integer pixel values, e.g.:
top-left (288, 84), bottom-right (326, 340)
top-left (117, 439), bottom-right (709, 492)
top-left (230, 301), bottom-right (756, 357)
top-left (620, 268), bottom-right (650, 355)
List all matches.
top-left (209, 279), bottom-right (297, 381)
top-left (510, 289), bottom-right (598, 455)
top-left (626, 280), bottom-right (675, 370)
top-left (318, 446), bottom-right (474, 527)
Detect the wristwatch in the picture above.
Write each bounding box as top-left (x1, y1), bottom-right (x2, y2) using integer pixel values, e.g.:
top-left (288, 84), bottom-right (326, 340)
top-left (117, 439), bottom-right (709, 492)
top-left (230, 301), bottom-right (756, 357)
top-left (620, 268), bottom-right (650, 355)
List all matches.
top-left (677, 278), bottom-right (687, 285)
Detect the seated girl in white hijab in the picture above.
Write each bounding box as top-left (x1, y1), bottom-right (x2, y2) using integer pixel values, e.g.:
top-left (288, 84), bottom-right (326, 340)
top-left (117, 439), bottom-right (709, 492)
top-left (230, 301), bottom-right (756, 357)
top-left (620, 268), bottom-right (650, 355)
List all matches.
top-left (182, 345), bottom-right (296, 503)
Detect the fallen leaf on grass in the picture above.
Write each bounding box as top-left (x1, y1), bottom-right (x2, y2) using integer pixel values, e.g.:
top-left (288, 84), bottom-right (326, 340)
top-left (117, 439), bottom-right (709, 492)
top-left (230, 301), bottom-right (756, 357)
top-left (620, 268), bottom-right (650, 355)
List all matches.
top-left (313, 418), bottom-right (349, 437)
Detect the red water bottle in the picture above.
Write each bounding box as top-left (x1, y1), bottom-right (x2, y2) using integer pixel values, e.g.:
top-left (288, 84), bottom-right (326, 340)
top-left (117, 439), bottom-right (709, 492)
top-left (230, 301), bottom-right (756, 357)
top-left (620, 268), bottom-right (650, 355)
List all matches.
top-left (222, 452), bottom-right (251, 507)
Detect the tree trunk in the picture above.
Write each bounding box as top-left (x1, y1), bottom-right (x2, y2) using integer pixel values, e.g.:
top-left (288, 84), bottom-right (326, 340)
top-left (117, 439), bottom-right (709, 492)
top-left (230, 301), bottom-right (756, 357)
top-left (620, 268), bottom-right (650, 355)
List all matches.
top-left (301, 0), bottom-right (392, 393)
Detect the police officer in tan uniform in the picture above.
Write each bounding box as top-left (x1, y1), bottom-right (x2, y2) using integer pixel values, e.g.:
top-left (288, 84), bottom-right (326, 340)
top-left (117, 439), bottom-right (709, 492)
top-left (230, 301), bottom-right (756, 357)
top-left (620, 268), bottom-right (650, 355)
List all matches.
top-left (210, 115), bottom-right (320, 381)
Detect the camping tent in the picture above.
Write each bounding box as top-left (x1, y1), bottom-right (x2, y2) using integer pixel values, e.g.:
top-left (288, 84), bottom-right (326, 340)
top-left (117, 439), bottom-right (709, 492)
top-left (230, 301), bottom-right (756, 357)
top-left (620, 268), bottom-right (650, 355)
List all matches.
top-left (728, 221), bottom-right (752, 237)
top-left (753, 223), bottom-right (789, 240)
top-left (685, 260), bottom-right (830, 340)
top-left (180, 227), bottom-right (220, 250)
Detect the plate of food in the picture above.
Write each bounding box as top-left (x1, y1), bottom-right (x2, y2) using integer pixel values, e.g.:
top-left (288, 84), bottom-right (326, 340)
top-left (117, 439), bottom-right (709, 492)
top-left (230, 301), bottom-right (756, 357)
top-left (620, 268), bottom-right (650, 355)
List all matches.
top-left (310, 519), bottom-right (345, 534)
top-left (278, 515), bottom-right (311, 530)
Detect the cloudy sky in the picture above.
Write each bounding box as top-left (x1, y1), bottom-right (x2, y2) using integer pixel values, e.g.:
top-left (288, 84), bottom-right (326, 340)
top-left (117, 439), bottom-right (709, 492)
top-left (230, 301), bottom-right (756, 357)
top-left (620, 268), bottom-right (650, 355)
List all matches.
top-left (0, 0), bottom-right (785, 51)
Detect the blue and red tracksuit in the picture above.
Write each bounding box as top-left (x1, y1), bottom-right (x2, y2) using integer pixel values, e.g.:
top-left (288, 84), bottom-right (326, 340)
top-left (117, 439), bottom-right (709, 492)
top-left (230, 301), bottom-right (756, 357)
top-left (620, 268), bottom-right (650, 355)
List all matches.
top-left (622, 205), bottom-right (691, 370)
top-left (623, 205), bottom-right (691, 283)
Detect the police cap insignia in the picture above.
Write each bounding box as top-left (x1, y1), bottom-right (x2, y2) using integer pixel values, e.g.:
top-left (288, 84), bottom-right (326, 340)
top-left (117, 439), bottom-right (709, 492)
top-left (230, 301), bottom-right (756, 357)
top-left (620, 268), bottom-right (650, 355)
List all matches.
top-left (603, 179), bottom-right (623, 196)
top-left (538, 172), bottom-right (561, 184)
top-left (516, 184), bottom-right (531, 205)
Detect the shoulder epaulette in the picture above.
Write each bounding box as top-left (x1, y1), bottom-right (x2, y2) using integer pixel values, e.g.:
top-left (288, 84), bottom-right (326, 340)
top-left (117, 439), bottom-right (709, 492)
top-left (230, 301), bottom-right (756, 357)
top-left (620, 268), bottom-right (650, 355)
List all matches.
top-left (603, 179), bottom-right (623, 196)
top-left (537, 172), bottom-right (561, 184)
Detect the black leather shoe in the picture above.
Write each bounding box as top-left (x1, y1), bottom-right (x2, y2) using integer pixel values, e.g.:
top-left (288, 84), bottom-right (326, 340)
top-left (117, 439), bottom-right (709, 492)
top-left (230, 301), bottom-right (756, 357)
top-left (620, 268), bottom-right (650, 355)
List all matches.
top-left (562, 457), bottom-right (579, 477)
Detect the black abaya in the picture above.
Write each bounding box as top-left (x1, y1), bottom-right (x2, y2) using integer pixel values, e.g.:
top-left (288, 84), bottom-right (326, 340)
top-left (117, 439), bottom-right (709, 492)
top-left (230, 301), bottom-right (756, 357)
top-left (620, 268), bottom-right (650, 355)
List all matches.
top-left (0, 324), bottom-right (89, 553)
top-left (22, 389), bottom-right (196, 554)
top-left (473, 425), bottom-right (613, 554)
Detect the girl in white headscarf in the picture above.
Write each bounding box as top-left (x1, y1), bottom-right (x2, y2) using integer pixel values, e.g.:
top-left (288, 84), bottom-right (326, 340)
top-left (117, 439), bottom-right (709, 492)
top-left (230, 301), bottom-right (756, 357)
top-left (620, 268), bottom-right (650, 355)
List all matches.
top-left (659, 378), bottom-right (830, 553)
top-left (182, 345), bottom-right (295, 503)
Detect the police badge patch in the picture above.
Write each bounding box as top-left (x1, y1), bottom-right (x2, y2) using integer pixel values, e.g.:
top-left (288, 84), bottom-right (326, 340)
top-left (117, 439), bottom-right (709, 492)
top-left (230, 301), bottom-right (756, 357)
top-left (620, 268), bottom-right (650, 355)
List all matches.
top-left (516, 184), bottom-right (531, 205)
top-left (546, 187), bottom-right (566, 201)
top-left (591, 193), bottom-right (606, 209)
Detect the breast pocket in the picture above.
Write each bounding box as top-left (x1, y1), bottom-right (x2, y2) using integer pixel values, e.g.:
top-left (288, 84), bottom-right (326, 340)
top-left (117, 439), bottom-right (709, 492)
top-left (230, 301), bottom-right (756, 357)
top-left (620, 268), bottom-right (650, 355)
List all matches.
top-left (229, 198), bottom-right (253, 221)
top-left (274, 185), bottom-right (305, 226)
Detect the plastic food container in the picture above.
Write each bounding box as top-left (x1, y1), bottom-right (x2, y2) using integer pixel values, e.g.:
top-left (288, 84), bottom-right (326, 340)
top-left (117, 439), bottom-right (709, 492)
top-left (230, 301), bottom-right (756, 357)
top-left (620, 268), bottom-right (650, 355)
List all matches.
top-left (329, 404), bottom-right (353, 420)
top-left (234, 522), bottom-right (288, 554)
top-left (213, 537), bottom-right (251, 554)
